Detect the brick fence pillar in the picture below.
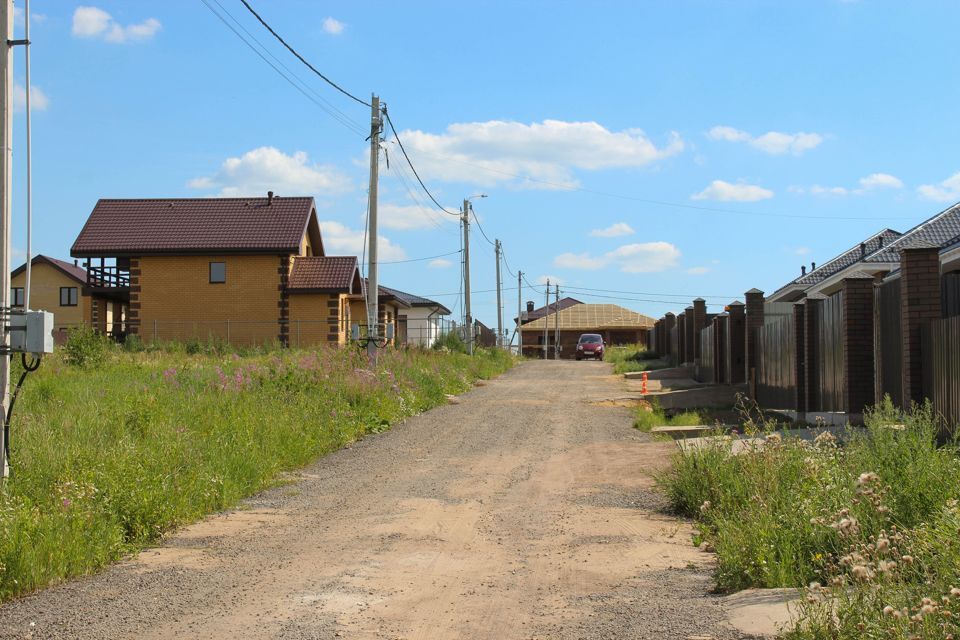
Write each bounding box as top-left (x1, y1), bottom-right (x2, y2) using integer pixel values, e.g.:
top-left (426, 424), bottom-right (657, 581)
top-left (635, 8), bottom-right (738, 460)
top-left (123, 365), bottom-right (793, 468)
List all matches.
top-left (745, 289), bottom-right (765, 392)
top-left (693, 298), bottom-right (707, 362)
top-left (726, 301), bottom-right (745, 384)
top-left (804, 295), bottom-right (825, 413)
top-left (900, 246), bottom-right (941, 407)
top-left (842, 274), bottom-right (875, 417)
top-left (793, 302), bottom-right (806, 415)
top-left (664, 313), bottom-right (676, 363)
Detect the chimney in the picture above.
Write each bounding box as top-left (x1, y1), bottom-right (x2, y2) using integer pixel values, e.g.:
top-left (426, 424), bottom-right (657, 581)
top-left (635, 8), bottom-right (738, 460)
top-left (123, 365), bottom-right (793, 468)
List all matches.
top-left (878, 236), bottom-right (884, 248)
top-left (526, 301), bottom-right (535, 313)
top-left (267, 190), bottom-right (274, 205)
top-left (860, 242), bottom-right (866, 259)
top-left (74, 259), bottom-right (78, 266)
top-left (801, 265), bottom-right (806, 276)
top-left (811, 262), bottom-right (816, 271)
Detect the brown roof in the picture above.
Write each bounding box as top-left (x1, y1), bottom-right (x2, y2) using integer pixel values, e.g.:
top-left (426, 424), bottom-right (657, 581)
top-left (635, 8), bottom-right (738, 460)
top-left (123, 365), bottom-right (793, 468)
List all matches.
top-left (71, 197), bottom-right (322, 257)
top-left (11, 255), bottom-right (87, 284)
top-left (288, 256), bottom-right (361, 293)
top-left (516, 296), bottom-right (583, 324)
top-left (520, 303), bottom-right (656, 331)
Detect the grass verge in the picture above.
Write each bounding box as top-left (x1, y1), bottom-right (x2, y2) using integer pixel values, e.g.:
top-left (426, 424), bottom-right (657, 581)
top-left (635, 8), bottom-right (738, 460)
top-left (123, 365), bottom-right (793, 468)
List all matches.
top-left (634, 401), bottom-right (704, 432)
top-left (605, 345), bottom-right (670, 375)
top-left (0, 338), bottom-right (512, 601)
top-left (658, 397), bottom-right (960, 639)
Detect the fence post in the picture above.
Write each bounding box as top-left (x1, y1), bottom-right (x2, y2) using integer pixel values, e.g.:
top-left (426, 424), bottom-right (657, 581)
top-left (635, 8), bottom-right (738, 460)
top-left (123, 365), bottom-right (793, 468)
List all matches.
top-left (693, 298), bottom-right (707, 365)
top-left (803, 295), bottom-right (824, 416)
top-left (842, 274), bottom-right (876, 420)
top-left (744, 289), bottom-right (765, 396)
top-left (899, 246), bottom-right (942, 408)
top-left (793, 302), bottom-right (806, 418)
top-left (683, 306), bottom-right (695, 365)
top-left (726, 301), bottom-right (745, 384)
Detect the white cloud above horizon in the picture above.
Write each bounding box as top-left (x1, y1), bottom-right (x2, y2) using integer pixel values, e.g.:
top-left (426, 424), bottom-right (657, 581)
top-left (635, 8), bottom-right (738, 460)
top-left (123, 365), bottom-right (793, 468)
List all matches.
top-left (918, 171), bottom-right (960, 203)
top-left (72, 6), bottom-right (161, 43)
top-left (322, 17), bottom-right (345, 35)
top-left (589, 222), bottom-right (635, 238)
top-left (554, 241), bottom-right (681, 274)
top-left (692, 180), bottom-right (773, 202)
top-left (536, 275), bottom-right (564, 286)
top-left (686, 266), bottom-right (710, 275)
top-left (378, 203), bottom-right (457, 231)
top-left (791, 172), bottom-right (904, 197)
top-left (320, 220), bottom-right (406, 262)
top-left (428, 258), bottom-right (453, 269)
top-left (189, 146), bottom-right (352, 197)
top-left (394, 119), bottom-right (684, 189)
top-left (708, 125), bottom-right (823, 156)
top-left (13, 83), bottom-right (49, 112)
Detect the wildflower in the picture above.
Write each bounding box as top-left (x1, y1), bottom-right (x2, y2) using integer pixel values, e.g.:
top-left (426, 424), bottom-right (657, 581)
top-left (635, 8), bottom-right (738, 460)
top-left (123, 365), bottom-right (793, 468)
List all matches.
top-left (902, 555), bottom-right (914, 564)
top-left (883, 605), bottom-right (896, 616)
top-left (851, 565), bottom-right (873, 581)
top-left (876, 536), bottom-right (890, 552)
top-left (700, 500), bottom-right (711, 513)
top-left (951, 587), bottom-right (960, 597)
top-left (857, 472), bottom-right (880, 486)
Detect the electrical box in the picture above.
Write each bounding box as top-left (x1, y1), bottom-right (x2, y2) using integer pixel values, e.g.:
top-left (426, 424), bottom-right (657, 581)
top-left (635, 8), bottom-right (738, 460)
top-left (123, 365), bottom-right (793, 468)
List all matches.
top-left (8, 310), bottom-right (55, 354)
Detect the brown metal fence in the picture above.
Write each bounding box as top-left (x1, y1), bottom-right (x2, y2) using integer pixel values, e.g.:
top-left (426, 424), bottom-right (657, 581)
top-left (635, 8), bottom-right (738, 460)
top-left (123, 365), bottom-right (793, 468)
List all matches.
top-left (922, 315), bottom-right (960, 432)
top-left (696, 324), bottom-right (716, 383)
top-left (874, 278), bottom-right (903, 407)
top-left (669, 326), bottom-right (679, 366)
top-left (943, 272), bottom-right (960, 318)
top-left (816, 291), bottom-right (845, 412)
top-left (754, 313), bottom-right (796, 409)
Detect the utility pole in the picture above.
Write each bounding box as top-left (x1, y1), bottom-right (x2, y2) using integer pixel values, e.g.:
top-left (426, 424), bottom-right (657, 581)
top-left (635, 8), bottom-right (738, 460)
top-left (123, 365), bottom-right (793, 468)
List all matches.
top-left (494, 239), bottom-right (503, 349)
top-left (515, 270), bottom-right (522, 353)
top-left (542, 279), bottom-right (549, 360)
top-left (365, 95), bottom-right (381, 365)
top-left (554, 284), bottom-right (560, 359)
top-left (462, 199), bottom-right (472, 355)
top-left (1, 0), bottom-right (13, 478)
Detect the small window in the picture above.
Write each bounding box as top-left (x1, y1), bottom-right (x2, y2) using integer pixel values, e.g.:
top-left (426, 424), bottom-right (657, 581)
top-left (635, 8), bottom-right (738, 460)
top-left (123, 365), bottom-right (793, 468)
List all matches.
top-left (209, 262), bottom-right (226, 284)
top-left (11, 287), bottom-right (24, 307)
top-left (60, 287), bottom-right (78, 307)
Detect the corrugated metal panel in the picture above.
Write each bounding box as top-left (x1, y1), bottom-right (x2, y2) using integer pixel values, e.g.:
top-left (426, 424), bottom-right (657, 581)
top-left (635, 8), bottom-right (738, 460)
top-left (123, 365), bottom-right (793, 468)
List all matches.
top-left (816, 291), bottom-right (845, 412)
top-left (669, 326), bottom-right (679, 366)
top-left (696, 324), bottom-right (716, 383)
top-left (943, 272), bottom-right (960, 319)
top-left (923, 316), bottom-right (960, 433)
top-left (755, 313), bottom-right (796, 409)
top-left (874, 279), bottom-right (902, 407)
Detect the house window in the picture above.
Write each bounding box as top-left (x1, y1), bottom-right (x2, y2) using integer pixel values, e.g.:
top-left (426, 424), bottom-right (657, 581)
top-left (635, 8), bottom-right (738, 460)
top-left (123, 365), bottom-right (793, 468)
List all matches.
top-left (60, 287), bottom-right (78, 307)
top-left (209, 262), bottom-right (226, 284)
top-left (10, 287), bottom-right (24, 307)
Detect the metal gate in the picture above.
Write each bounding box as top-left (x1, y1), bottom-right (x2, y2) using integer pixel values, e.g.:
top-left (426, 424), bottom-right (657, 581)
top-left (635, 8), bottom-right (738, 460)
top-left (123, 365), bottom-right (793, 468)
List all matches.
top-left (754, 313), bottom-right (796, 409)
top-left (874, 278), bottom-right (902, 407)
top-left (816, 291), bottom-right (845, 412)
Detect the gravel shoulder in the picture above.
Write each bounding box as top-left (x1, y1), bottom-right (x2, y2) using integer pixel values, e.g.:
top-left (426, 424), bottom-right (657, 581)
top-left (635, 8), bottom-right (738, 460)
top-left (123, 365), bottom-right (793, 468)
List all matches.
top-left (0, 360), bottom-right (746, 640)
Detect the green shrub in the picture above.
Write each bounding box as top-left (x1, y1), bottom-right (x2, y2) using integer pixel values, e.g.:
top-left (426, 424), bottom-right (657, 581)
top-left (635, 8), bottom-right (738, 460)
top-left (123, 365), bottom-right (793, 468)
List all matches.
top-left (634, 400), bottom-right (703, 432)
top-left (62, 327), bottom-right (110, 368)
top-left (122, 334), bottom-right (145, 353)
top-left (432, 330), bottom-right (466, 353)
top-left (605, 345), bottom-right (669, 374)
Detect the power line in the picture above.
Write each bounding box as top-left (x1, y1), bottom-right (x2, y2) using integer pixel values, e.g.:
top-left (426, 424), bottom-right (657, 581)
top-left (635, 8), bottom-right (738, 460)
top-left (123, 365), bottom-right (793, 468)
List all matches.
top-left (378, 250), bottom-right (462, 265)
top-left (382, 107), bottom-right (459, 217)
top-left (561, 285), bottom-right (737, 300)
top-left (237, 0), bottom-right (371, 107)
top-left (470, 209), bottom-right (497, 247)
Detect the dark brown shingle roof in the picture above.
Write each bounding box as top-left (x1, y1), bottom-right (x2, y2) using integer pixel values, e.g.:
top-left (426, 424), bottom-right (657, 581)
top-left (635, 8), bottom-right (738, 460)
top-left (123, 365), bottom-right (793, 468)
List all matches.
top-left (71, 197), bottom-right (318, 256)
top-left (288, 256), bottom-right (360, 293)
top-left (11, 255), bottom-right (87, 284)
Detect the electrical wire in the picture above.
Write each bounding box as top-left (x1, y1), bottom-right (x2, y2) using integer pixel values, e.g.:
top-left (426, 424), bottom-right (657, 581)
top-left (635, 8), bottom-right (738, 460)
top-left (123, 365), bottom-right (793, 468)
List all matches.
top-left (470, 208), bottom-right (497, 247)
top-left (199, 0), bottom-right (367, 137)
top-left (382, 107), bottom-right (459, 217)
top-left (237, 0), bottom-right (371, 107)
top-left (3, 353), bottom-right (42, 476)
top-left (378, 250), bottom-right (462, 265)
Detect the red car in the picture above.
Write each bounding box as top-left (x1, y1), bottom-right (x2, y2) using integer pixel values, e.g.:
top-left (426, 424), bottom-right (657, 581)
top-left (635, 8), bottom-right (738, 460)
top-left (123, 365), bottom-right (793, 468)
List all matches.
top-left (575, 334), bottom-right (605, 361)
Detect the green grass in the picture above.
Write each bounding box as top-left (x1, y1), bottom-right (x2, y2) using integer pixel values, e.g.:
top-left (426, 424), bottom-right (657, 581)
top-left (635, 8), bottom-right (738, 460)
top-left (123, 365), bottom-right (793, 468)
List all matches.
top-left (634, 402), bottom-right (704, 432)
top-left (605, 345), bottom-right (670, 375)
top-left (0, 338), bottom-right (513, 601)
top-left (659, 398), bottom-right (960, 639)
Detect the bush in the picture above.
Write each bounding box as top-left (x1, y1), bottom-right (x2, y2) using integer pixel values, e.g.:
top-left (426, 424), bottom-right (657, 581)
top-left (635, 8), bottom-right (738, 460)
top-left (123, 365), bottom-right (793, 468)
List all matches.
top-left (62, 327), bottom-right (110, 368)
top-left (122, 334), bottom-right (145, 353)
top-left (432, 330), bottom-right (467, 353)
top-left (634, 399), bottom-right (703, 432)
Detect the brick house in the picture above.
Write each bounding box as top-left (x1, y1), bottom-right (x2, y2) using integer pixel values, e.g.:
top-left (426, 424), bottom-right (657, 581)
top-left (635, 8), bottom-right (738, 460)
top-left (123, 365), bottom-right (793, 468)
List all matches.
top-left (519, 303), bottom-right (655, 359)
top-left (70, 195), bottom-right (367, 346)
top-left (377, 285), bottom-right (451, 347)
top-left (10, 255), bottom-right (110, 341)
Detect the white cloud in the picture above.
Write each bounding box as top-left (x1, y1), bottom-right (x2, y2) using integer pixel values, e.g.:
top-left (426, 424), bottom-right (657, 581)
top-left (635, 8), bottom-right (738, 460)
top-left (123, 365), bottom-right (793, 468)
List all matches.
top-left (554, 241), bottom-right (680, 274)
top-left (918, 171), bottom-right (960, 203)
top-left (322, 17), bottom-right (345, 35)
top-left (379, 203), bottom-right (456, 231)
top-left (589, 222), bottom-right (634, 238)
top-left (13, 7), bottom-right (47, 27)
top-left (536, 275), bottom-right (563, 286)
top-left (189, 147), bottom-right (352, 197)
top-left (708, 125), bottom-right (823, 156)
top-left (428, 258), bottom-right (453, 269)
top-left (794, 246), bottom-right (812, 256)
top-left (72, 6), bottom-right (161, 43)
top-left (859, 173), bottom-right (903, 190)
top-left (794, 172), bottom-right (904, 197)
top-left (13, 83), bottom-right (49, 112)
top-left (692, 180), bottom-right (773, 202)
top-left (319, 220), bottom-right (406, 261)
top-left (686, 266), bottom-right (710, 275)
top-left (809, 185), bottom-right (849, 197)
top-left (393, 119), bottom-right (684, 189)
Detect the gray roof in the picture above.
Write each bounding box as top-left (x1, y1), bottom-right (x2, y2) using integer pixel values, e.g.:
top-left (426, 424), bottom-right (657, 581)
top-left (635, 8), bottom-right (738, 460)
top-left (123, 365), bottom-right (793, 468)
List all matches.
top-left (378, 284), bottom-right (451, 315)
top-left (864, 202), bottom-right (960, 263)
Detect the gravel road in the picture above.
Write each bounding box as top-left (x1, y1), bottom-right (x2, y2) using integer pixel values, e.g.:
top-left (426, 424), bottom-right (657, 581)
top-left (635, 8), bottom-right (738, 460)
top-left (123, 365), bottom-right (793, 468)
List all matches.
top-left (0, 360), bottom-right (745, 640)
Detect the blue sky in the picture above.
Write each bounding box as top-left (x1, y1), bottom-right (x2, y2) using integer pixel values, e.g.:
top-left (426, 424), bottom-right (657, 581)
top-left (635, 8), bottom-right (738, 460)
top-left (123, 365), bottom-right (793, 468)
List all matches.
top-left (11, 1), bottom-right (960, 329)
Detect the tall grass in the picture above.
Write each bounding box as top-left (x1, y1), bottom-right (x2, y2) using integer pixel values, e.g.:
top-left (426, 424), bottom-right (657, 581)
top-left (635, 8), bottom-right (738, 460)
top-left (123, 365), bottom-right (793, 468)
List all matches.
top-left (634, 400), bottom-right (703, 432)
top-left (605, 345), bottom-right (669, 375)
top-left (0, 343), bottom-right (512, 601)
top-left (659, 398), bottom-right (960, 638)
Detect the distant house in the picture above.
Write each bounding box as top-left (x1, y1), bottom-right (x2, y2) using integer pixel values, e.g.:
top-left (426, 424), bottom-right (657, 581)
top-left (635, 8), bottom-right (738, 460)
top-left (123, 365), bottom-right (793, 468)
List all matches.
top-left (348, 280), bottom-right (411, 346)
top-left (519, 303), bottom-right (655, 358)
top-left (514, 297), bottom-right (583, 326)
top-left (10, 255), bottom-right (93, 340)
top-left (70, 195), bottom-right (368, 346)
top-left (378, 285), bottom-right (451, 347)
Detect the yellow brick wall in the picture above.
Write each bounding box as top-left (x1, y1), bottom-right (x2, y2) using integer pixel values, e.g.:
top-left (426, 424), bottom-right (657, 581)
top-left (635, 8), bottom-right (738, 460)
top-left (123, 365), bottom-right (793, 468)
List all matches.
top-left (288, 292), bottom-right (351, 347)
top-left (348, 298), bottom-right (400, 345)
top-left (137, 254), bottom-right (282, 345)
top-left (11, 263), bottom-right (88, 329)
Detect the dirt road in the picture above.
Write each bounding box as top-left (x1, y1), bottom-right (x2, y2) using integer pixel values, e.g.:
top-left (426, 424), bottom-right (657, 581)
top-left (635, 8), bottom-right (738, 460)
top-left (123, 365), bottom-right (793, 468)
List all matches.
top-left (0, 361), bottom-right (742, 640)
